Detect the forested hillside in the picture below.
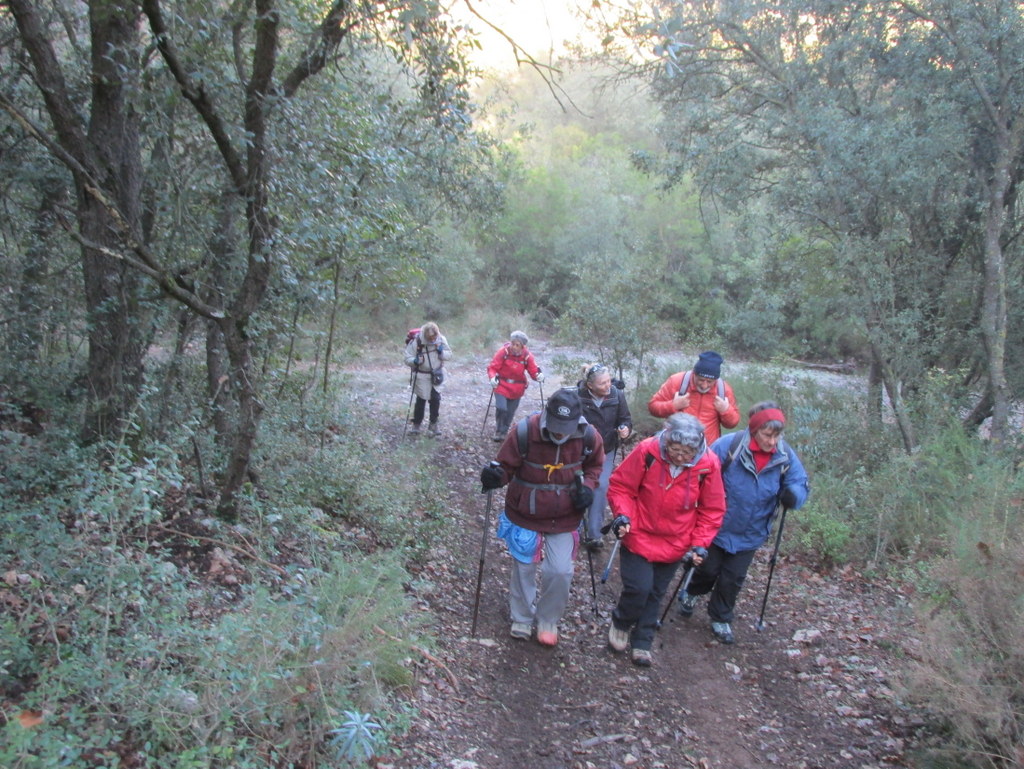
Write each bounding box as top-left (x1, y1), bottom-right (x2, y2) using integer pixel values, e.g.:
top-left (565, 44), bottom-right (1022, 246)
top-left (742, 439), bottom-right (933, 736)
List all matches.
top-left (2, 2), bottom-right (1022, 767)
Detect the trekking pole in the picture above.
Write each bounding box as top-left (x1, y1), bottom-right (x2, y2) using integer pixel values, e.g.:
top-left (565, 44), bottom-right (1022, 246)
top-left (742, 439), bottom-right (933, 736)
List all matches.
top-left (601, 539), bottom-right (621, 583)
top-left (658, 553), bottom-right (700, 629)
top-left (756, 505), bottom-right (789, 631)
top-left (481, 387), bottom-right (494, 438)
top-left (575, 472), bottom-right (598, 617)
top-left (471, 461), bottom-right (501, 638)
top-left (401, 369), bottom-right (417, 439)
top-left (538, 380), bottom-right (545, 407)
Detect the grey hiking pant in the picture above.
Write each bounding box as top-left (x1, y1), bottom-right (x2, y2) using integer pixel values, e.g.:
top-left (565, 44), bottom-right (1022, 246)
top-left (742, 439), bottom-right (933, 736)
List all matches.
top-left (585, 451), bottom-right (616, 541)
top-left (508, 531), bottom-right (576, 630)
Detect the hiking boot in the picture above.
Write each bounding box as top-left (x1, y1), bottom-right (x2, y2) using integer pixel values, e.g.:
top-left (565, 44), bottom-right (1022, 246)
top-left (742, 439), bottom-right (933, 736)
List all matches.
top-left (536, 623), bottom-right (558, 647)
top-left (409, 422), bottom-right (422, 435)
top-left (711, 621), bottom-right (735, 644)
top-left (678, 591), bottom-right (700, 618)
top-left (493, 427), bottom-right (504, 442)
top-left (607, 623), bottom-right (629, 652)
top-left (585, 538), bottom-right (604, 553)
top-left (631, 648), bottom-right (652, 667)
top-left (510, 622), bottom-right (532, 640)
top-left (428, 422), bottom-right (440, 437)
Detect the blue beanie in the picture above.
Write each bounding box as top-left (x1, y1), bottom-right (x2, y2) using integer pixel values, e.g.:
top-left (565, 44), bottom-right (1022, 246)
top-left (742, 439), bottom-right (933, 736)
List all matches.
top-left (693, 350), bottom-right (723, 379)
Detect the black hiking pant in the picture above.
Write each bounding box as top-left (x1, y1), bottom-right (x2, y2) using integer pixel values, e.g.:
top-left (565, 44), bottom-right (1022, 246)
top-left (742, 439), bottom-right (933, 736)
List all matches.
top-left (412, 389), bottom-right (441, 425)
top-left (685, 543), bottom-right (757, 624)
top-left (611, 544), bottom-right (681, 651)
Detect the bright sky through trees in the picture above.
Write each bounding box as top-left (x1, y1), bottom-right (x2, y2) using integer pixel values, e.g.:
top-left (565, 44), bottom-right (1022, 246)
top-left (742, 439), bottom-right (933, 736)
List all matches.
top-left (452, 0), bottom-right (588, 70)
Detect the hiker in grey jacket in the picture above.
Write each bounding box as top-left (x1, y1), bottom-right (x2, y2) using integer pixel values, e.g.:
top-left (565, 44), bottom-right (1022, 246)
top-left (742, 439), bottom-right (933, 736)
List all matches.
top-left (404, 322), bottom-right (452, 436)
top-left (678, 401), bottom-right (809, 644)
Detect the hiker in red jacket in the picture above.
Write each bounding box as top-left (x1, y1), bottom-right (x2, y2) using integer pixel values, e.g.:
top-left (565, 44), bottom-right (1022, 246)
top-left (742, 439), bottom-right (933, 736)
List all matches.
top-left (486, 331), bottom-right (544, 441)
top-left (605, 412), bottom-right (725, 666)
top-left (647, 350), bottom-right (740, 444)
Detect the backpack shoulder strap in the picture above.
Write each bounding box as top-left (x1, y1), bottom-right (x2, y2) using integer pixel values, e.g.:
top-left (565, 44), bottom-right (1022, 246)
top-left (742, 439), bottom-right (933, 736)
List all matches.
top-left (517, 416), bottom-right (529, 459)
top-left (583, 424), bottom-right (596, 456)
top-left (681, 370), bottom-right (726, 399)
top-left (679, 370), bottom-right (692, 395)
top-left (719, 431), bottom-right (745, 474)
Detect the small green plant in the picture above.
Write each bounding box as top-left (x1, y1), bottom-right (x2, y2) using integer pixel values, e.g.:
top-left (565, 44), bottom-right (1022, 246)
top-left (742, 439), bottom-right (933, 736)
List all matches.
top-left (329, 710), bottom-right (383, 765)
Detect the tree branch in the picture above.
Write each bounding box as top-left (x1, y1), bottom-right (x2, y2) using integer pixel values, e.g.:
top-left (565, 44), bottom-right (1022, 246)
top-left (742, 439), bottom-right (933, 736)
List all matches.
top-left (142, 0), bottom-right (248, 193)
top-left (280, 0), bottom-right (356, 97)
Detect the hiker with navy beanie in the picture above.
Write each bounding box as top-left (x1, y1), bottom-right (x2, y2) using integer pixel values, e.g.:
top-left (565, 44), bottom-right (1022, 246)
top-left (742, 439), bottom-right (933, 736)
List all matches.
top-left (647, 350), bottom-right (740, 443)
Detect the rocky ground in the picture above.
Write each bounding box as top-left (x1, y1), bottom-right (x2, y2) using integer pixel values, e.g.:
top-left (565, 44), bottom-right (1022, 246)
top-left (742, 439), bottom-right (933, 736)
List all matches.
top-left (351, 340), bottom-right (929, 769)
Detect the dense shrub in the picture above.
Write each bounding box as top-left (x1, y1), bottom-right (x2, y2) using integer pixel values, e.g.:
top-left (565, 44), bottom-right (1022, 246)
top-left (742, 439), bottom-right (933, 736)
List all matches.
top-left (907, 539), bottom-right (1024, 769)
top-left (0, 380), bottom-right (438, 768)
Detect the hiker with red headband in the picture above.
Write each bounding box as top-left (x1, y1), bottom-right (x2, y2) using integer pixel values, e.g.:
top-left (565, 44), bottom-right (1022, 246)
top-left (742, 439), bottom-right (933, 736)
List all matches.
top-left (677, 401), bottom-right (809, 644)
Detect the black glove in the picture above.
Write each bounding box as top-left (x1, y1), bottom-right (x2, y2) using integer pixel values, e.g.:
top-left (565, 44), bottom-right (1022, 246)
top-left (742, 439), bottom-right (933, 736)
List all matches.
top-left (570, 485), bottom-right (594, 510)
top-left (684, 545), bottom-right (708, 566)
top-left (601, 514), bottom-right (631, 539)
top-left (413, 354), bottom-right (423, 366)
top-left (612, 378), bottom-right (626, 390)
top-left (480, 464), bottom-right (504, 491)
top-left (780, 486), bottom-right (798, 509)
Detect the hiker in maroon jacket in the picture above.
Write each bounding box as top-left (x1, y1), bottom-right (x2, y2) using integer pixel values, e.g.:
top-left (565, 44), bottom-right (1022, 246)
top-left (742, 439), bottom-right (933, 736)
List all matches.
top-left (480, 388), bottom-right (604, 647)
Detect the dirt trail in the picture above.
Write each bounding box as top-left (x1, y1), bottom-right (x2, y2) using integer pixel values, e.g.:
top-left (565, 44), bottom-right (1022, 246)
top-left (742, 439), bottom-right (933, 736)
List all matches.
top-left (349, 341), bottom-right (923, 769)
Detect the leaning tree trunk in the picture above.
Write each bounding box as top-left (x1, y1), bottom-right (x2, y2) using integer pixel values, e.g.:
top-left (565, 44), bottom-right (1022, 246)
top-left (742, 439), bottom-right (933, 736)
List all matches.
top-left (868, 337), bottom-right (917, 454)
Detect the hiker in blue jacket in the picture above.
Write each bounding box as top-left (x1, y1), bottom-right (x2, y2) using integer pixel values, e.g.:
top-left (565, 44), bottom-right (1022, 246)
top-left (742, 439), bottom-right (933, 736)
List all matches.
top-left (678, 401), bottom-right (809, 644)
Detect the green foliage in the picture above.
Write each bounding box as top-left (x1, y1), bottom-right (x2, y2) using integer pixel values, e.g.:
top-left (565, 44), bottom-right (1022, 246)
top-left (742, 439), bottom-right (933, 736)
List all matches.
top-left (0, 382), bottom-right (439, 767)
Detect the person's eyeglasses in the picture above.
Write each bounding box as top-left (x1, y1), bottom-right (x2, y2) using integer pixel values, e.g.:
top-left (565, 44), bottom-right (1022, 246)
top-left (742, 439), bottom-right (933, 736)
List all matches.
top-left (665, 444), bottom-right (697, 463)
top-left (586, 364), bottom-right (608, 381)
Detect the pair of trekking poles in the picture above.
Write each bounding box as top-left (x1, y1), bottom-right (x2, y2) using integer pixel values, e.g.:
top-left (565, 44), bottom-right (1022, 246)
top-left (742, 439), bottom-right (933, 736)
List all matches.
top-left (471, 478), bottom-right (792, 636)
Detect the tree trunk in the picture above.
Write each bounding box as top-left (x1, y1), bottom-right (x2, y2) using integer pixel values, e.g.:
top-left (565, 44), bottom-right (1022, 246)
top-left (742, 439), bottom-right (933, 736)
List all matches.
top-left (977, 138), bottom-right (1013, 445)
top-left (15, 176), bottom-right (65, 368)
top-left (217, 318), bottom-right (264, 519)
top-left (8, 0), bottom-right (150, 445)
top-left (867, 354), bottom-right (883, 430)
top-left (868, 337), bottom-right (917, 453)
top-left (79, 0), bottom-right (148, 445)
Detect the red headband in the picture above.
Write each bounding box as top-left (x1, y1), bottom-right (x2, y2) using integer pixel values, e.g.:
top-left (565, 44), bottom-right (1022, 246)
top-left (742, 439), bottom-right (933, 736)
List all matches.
top-left (748, 408), bottom-right (785, 433)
